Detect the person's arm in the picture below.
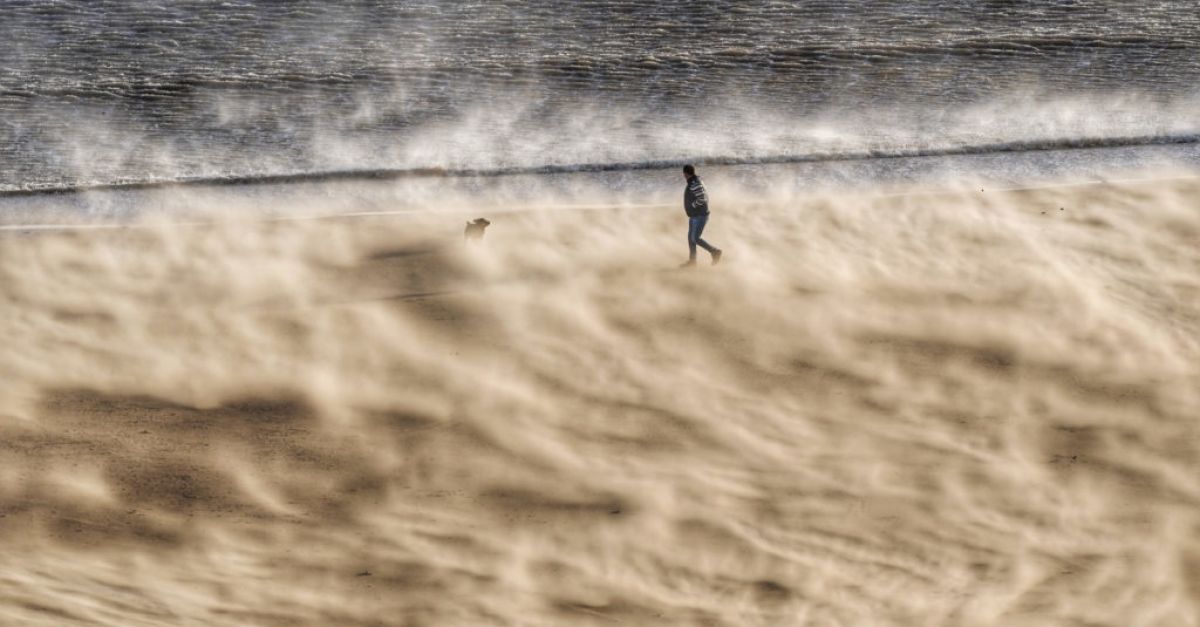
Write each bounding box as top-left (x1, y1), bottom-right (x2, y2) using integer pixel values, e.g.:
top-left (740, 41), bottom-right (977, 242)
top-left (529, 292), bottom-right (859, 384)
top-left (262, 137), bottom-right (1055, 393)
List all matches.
top-left (688, 180), bottom-right (708, 212)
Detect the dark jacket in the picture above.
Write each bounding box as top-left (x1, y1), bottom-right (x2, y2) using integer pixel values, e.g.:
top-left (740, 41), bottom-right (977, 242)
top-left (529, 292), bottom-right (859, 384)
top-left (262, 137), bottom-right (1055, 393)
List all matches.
top-left (684, 175), bottom-right (709, 217)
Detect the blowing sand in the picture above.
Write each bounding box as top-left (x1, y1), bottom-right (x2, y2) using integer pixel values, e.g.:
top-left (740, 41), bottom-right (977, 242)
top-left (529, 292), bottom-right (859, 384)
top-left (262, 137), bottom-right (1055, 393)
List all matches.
top-left (2, 175), bottom-right (1200, 626)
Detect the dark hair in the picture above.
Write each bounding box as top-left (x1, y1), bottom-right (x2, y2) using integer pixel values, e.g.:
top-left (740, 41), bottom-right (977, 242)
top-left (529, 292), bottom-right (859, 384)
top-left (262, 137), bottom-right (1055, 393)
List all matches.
top-left (682, 164), bottom-right (695, 176)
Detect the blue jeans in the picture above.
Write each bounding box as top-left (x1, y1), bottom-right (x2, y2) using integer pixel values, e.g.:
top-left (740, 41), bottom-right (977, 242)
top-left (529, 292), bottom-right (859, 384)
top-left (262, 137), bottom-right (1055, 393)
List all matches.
top-left (688, 214), bottom-right (718, 260)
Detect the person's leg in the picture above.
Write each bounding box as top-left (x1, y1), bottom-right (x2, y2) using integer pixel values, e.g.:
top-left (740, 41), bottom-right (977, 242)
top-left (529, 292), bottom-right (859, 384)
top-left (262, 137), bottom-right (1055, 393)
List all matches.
top-left (687, 216), bottom-right (701, 261)
top-left (692, 214), bottom-right (719, 255)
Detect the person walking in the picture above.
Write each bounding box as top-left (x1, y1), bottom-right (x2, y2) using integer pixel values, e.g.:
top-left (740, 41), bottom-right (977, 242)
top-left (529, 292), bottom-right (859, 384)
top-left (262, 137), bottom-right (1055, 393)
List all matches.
top-left (681, 164), bottom-right (722, 267)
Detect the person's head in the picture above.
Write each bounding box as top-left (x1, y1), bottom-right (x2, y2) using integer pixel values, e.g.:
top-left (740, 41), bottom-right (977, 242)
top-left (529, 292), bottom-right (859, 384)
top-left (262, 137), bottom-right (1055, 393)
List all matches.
top-left (682, 164), bottom-right (695, 179)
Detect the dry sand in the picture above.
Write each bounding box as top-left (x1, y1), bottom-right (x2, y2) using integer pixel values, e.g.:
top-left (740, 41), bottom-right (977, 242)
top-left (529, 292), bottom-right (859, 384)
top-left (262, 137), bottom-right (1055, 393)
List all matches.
top-left (2, 175), bottom-right (1200, 626)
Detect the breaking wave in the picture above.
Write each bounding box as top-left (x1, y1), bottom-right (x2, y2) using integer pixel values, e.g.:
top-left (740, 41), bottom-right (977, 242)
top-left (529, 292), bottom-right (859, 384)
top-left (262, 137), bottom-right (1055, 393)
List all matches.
top-left (3, 131), bottom-right (1198, 198)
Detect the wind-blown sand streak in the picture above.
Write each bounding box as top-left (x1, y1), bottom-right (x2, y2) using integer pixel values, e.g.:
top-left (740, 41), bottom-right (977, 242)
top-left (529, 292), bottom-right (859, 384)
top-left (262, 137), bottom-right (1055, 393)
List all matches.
top-left (2, 176), bottom-right (1199, 625)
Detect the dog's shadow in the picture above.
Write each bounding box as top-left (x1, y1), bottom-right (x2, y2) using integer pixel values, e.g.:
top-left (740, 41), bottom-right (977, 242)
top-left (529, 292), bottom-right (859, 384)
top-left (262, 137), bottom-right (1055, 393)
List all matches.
top-left (351, 237), bottom-right (488, 305)
top-left (366, 246), bottom-right (443, 262)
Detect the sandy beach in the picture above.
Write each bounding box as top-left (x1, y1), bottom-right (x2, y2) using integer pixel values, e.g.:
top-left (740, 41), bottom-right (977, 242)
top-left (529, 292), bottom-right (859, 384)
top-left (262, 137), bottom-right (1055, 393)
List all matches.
top-left (2, 175), bottom-right (1200, 625)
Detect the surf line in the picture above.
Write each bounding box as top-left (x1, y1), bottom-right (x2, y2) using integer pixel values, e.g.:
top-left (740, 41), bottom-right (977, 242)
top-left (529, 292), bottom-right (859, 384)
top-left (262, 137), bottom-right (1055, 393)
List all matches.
top-left (4, 171), bottom-right (1200, 232)
top-left (1, 131), bottom-right (1198, 199)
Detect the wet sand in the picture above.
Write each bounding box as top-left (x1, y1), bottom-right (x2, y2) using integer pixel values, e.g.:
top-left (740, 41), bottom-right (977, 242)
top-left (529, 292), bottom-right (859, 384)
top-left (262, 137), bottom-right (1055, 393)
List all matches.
top-left (2, 176), bottom-right (1200, 625)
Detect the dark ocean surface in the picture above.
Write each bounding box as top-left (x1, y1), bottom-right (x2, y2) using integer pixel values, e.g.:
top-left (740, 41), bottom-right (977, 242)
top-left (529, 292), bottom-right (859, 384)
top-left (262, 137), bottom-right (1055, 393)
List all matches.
top-left (1, 0), bottom-right (1199, 194)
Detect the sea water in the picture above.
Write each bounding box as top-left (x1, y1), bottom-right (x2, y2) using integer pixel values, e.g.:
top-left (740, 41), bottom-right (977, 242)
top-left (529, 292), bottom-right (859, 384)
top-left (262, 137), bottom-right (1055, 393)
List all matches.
top-left (1, 0), bottom-right (1198, 200)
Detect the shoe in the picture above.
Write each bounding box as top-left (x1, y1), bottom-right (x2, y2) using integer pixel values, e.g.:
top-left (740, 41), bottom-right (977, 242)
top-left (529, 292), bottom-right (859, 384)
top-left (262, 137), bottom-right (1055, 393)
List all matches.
top-left (679, 259), bottom-right (697, 268)
top-left (711, 249), bottom-right (723, 265)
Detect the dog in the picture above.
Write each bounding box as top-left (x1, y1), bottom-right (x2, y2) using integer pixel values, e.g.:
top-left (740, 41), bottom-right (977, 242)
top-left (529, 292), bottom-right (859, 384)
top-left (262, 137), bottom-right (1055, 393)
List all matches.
top-left (463, 218), bottom-right (491, 242)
